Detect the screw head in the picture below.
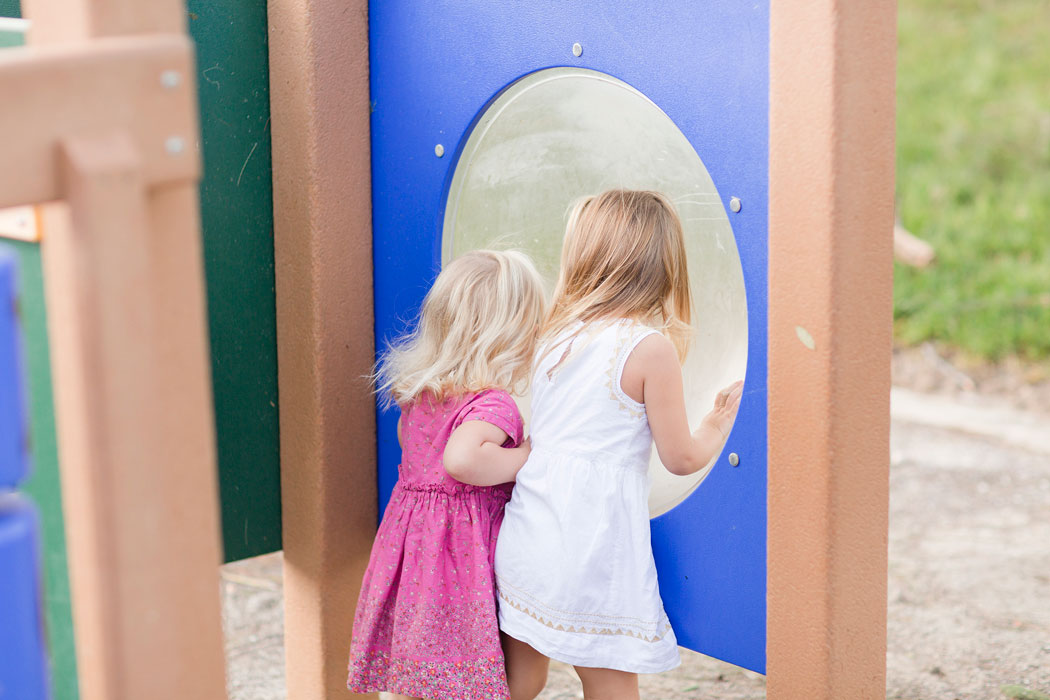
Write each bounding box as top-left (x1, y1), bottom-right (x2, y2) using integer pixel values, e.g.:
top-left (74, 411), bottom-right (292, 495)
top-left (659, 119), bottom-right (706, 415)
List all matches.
top-left (165, 136), bottom-right (185, 155)
top-left (728, 452), bottom-right (740, 467)
top-left (729, 196), bottom-right (742, 213)
top-left (434, 144), bottom-right (445, 158)
top-left (160, 70), bottom-right (181, 89)
top-left (572, 42), bottom-right (583, 57)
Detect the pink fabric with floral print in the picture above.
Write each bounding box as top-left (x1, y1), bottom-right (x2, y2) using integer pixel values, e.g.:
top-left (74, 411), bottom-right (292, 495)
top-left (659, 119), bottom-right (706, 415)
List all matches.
top-left (348, 389), bottom-right (523, 700)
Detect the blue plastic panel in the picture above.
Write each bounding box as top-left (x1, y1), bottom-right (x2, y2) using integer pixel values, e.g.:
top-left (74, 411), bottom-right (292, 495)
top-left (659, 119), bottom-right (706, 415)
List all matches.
top-left (0, 247), bottom-right (28, 488)
top-left (370, 2), bottom-right (768, 672)
top-left (0, 495), bottom-right (50, 700)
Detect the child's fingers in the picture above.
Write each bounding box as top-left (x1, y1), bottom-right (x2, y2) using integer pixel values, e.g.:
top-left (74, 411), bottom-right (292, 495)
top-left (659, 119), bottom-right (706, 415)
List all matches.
top-left (713, 380), bottom-right (745, 410)
top-left (713, 382), bottom-right (744, 427)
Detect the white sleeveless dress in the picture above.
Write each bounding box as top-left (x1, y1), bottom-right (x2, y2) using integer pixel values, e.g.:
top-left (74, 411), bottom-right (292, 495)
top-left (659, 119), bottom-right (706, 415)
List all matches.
top-left (494, 320), bottom-right (681, 673)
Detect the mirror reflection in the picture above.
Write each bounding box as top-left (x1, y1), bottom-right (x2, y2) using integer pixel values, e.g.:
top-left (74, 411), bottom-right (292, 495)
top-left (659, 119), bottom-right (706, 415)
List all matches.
top-left (442, 67), bottom-right (748, 516)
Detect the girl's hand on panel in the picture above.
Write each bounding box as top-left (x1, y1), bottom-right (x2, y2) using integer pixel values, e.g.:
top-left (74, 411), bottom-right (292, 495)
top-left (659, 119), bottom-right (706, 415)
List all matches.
top-left (631, 333), bottom-right (743, 476)
top-left (700, 380), bottom-right (743, 441)
top-left (443, 421), bottom-right (530, 486)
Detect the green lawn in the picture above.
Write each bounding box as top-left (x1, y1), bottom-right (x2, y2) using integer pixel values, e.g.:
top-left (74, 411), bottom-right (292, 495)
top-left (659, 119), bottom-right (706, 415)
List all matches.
top-left (895, 0), bottom-right (1050, 361)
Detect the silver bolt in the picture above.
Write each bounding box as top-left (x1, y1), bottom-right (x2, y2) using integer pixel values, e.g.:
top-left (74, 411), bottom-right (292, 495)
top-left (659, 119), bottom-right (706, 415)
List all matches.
top-left (165, 136), bottom-right (185, 155)
top-left (159, 69), bottom-right (180, 88)
top-left (729, 196), bottom-right (742, 213)
top-left (160, 70), bottom-right (181, 89)
top-left (434, 143), bottom-right (445, 158)
top-left (728, 452), bottom-right (740, 467)
top-left (572, 42), bottom-right (583, 57)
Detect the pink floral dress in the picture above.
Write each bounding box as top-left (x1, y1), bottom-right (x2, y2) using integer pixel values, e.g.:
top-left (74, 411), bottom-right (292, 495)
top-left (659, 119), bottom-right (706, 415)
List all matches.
top-left (348, 389), bottom-right (523, 700)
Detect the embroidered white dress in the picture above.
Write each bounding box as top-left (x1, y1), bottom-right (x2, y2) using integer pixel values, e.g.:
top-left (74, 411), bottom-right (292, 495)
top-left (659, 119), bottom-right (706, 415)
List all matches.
top-left (494, 320), bottom-right (681, 673)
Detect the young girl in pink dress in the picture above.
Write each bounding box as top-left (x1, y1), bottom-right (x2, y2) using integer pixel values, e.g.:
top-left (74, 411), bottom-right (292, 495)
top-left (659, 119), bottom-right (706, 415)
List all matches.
top-left (348, 249), bottom-right (546, 700)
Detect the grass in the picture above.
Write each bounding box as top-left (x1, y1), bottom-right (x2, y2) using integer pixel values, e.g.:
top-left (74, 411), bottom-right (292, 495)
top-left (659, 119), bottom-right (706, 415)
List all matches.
top-left (895, 0), bottom-right (1050, 361)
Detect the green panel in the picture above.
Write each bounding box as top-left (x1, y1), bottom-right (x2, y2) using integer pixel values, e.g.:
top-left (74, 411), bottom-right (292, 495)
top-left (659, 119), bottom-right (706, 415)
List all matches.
top-left (187, 1), bottom-right (282, 561)
top-left (0, 31), bottom-right (23, 49)
top-left (12, 241), bottom-right (80, 700)
top-left (0, 1), bottom-right (24, 48)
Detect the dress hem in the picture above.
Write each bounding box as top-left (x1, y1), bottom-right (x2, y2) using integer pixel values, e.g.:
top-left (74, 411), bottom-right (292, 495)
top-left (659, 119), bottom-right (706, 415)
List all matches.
top-left (499, 610), bottom-right (681, 675)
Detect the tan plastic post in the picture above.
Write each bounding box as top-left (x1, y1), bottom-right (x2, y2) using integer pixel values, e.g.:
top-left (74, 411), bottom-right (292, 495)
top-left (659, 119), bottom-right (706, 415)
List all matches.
top-left (38, 135), bottom-right (226, 700)
top-left (768, 1), bottom-right (896, 698)
top-left (267, 0), bottom-right (377, 698)
top-left (19, 1), bottom-right (228, 698)
top-left (23, 0), bottom-right (184, 44)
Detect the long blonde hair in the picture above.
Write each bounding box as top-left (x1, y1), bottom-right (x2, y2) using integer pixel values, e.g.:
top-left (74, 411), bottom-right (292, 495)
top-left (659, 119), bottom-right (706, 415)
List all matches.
top-left (377, 249), bottom-right (546, 407)
top-left (542, 189), bottom-right (693, 361)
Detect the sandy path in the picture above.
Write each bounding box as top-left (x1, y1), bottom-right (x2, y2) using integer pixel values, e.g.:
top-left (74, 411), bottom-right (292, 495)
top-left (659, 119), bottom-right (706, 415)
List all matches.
top-left (221, 392), bottom-right (1050, 699)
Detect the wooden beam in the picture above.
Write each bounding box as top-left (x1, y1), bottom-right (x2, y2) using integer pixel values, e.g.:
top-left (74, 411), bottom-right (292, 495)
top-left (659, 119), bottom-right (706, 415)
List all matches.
top-left (22, 0), bottom-right (184, 45)
top-left (40, 133), bottom-right (226, 700)
top-left (268, 0), bottom-right (377, 697)
top-left (0, 36), bottom-right (198, 209)
top-left (767, 1), bottom-right (896, 698)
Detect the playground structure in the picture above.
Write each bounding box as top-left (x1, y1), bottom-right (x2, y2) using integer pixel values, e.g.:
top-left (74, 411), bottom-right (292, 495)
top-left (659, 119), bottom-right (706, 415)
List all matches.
top-left (0, 0), bottom-right (895, 699)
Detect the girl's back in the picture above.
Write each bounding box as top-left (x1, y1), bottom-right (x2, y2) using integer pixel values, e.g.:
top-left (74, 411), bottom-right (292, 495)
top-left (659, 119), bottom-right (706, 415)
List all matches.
top-left (348, 249), bottom-right (546, 700)
top-left (397, 391), bottom-right (519, 496)
top-left (350, 390), bottom-right (523, 699)
top-left (495, 319), bottom-right (681, 674)
top-left (529, 320), bottom-right (657, 464)
top-left (494, 190), bottom-right (743, 700)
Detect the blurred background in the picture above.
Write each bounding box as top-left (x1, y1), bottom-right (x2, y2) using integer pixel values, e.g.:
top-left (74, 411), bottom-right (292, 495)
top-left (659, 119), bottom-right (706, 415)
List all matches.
top-left (892, 0), bottom-right (1050, 407)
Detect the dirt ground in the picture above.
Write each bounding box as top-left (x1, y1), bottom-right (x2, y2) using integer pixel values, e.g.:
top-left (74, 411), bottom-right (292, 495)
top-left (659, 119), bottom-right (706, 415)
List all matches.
top-left (221, 349), bottom-right (1050, 699)
top-left (892, 343), bottom-right (1050, 415)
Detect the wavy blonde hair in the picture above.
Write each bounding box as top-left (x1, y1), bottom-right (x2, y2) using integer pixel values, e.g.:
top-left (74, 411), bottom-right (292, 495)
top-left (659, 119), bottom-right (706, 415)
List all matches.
top-left (541, 189), bottom-right (693, 361)
top-left (377, 249), bottom-right (546, 407)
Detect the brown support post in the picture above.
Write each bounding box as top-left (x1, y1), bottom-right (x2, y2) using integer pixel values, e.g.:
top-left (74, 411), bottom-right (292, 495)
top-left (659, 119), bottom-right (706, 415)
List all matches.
top-left (39, 135), bottom-right (226, 700)
top-left (16, 1), bottom-right (228, 698)
top-left (268, 0), bottom-right (377, 698)
top-left (768, 1), bottom-right (896, 698)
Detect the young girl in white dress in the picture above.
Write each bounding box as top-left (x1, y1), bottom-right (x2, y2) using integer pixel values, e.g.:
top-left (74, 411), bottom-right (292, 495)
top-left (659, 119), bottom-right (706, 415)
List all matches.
top-left (493, 190), bottom-right (744, 700)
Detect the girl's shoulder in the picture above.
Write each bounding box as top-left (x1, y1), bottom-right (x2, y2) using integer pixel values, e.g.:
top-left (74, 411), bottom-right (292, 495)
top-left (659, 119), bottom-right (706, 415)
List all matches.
top-left (578, 318), bottom-right (658, 352)
top-left (399, 391), bottom-right (462, 427)
top-left (455, 388), bottom-right (524, 446)
top-left (459, 388), bottom-right (520, 419)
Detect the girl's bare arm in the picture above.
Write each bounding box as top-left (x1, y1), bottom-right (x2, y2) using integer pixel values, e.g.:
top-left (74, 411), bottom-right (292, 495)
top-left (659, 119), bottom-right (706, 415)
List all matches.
top-left (623, 333), bottom-right (743, 476)
top-left (443, 421), bottom-right (531, 486)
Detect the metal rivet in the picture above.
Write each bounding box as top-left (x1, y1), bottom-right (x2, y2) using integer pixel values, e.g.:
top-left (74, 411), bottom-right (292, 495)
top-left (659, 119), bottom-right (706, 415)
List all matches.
top-left (728, 452), bottom-right (740, 467)
top-left (434, 144), bottom-right (445, 158)
top-left (729, 196), bottom-right (742, 213)
top-left (160, 70), bottom-right (181, 89)
top-left (572, 42), bottom-right (583, 57)
top-left (165, 136), bottom-right (185, 155)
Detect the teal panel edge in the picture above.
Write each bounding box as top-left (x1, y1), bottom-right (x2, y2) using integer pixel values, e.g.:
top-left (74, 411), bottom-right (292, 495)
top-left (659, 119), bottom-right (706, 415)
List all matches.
top-left (0, 0), bottom-right (20, 19)
top-left (0, 0), bottom-right (25, 48)
top-left (11, 241), bottom-right (80, 700)
top-left (186, 1), bottom-right (282, 561)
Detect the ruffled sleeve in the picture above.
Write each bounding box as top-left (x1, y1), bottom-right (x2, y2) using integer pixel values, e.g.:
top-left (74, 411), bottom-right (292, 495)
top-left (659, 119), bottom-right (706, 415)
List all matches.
top-left (458, 389), bottom-right (524, 448)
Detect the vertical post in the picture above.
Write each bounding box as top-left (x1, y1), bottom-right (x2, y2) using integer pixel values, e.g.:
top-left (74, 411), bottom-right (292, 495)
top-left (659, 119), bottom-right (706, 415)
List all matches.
top-left (768, 1), bottom-right (896, 698)
top-left (39, 135), bottom-right (226, 699)
top-left (268, 0), bottom-right (377, 697)
top-left (20, 2), bottom-right (228, 697)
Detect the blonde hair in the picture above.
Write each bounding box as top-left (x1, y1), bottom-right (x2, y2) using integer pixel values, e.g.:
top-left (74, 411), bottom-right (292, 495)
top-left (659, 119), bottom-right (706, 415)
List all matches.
top-left (377, 249), bottom-right (546, 407)
top-left (542, 189), bottom-right (693, 361)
